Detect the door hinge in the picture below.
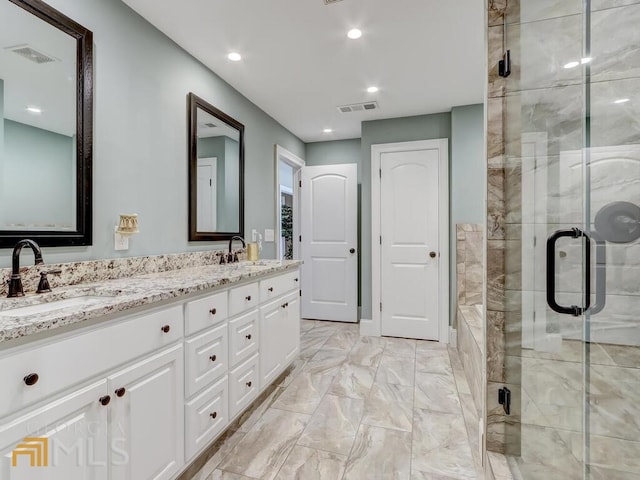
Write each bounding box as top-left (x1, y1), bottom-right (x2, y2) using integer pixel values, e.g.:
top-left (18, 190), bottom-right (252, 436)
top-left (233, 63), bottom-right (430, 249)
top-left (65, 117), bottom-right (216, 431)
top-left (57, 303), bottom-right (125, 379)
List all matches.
top-left (380, 302), bottom-right (382, 312)
top-left (299, 235), bottom-right (302, 242)
top-left (379, 236), bottom-right (382, 245)
top-left (534, 236), bottom-right (537, 247)
top-left (209, 179), bottom-right (212, 186)
top-left (299, 180), bottom-right (302, 188)
top-left (299, 289), bottom-right (302, 297)
top-left (379, 168), bottom-right (382, 178)
top-left (498, 387), bottom-right (511, 415)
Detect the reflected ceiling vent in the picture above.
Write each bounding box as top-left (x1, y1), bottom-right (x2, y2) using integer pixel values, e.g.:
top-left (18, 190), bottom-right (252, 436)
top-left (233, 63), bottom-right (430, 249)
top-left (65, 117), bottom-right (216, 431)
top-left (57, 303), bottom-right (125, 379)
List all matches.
top-left (5, 44), bottom-right (59, 64)
top-left (337, 101), bottom-right (379, 113)
top-left (324, 0), bottom-right (344, 4)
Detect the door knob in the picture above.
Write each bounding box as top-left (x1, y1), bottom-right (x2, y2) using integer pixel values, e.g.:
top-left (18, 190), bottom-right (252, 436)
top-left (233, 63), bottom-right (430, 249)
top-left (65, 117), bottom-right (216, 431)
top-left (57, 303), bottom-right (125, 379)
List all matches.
top-left (349, 248), bottom-right (356, 254)
top-left (429, 251), bottom-right (437, 258)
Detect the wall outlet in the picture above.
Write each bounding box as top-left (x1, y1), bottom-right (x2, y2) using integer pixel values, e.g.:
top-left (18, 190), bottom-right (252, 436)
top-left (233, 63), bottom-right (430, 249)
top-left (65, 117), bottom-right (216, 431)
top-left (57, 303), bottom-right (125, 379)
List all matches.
top-left (114, 229), bottom-right (129, 250)
top-left (264, 229), bottom-right (275, 242)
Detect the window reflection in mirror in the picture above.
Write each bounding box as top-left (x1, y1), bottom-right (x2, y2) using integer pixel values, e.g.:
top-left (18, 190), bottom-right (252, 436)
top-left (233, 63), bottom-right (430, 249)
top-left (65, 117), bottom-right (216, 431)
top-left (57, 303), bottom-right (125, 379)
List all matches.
top-left (0, 0), bottom-right (77, 231)
top-left (188, 93), bottom-right (244, 241)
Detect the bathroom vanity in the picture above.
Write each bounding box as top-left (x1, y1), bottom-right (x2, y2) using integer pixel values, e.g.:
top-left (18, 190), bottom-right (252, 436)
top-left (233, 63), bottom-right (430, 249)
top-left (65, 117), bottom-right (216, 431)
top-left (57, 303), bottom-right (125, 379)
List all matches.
top-left (0, 260), bottom-right (301, 479)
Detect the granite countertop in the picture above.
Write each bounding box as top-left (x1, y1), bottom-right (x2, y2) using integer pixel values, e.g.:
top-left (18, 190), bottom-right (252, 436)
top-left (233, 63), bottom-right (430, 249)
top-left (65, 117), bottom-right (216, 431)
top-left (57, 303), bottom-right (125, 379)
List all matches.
top-left (0, 260), bottom-right (302, 345)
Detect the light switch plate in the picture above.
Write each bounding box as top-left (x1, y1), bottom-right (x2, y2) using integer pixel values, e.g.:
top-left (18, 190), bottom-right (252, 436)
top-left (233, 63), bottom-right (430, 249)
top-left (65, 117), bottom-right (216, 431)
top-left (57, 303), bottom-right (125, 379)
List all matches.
top-left (264, 229), bottom-right (275, 242)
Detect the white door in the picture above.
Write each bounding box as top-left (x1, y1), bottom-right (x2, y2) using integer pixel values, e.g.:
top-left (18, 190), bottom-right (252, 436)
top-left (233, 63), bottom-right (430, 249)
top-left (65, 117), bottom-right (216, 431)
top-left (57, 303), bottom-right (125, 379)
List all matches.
top-left (0, 381), bottom-right (108, 480)
top-left (301, 164), bottom-right (358, 322)
top-left (374, 140), bottom-right (448, 341)
top-left (109, 345), bottom-right (184, 480)
top-left (197, 157), bottom-right (217, 231)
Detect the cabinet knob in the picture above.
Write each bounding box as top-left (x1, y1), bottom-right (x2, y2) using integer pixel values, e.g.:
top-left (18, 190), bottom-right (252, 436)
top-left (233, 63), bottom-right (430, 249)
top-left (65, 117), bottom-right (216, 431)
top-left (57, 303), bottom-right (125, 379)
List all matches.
top-left (282, 303), bottom-right (286, 309)
top-left (349, 248), bottom-right (356, 254)
top-left (115, 387), bottom-right (126, 398)
top-left (245, 334), bottom-right (252, 340)
top-left (246, 381), bottom-right (252, 388)
top-left (210, 412), bottom-right (217, 419)
top-left (23, 373), bottom-right (39, 386)
top-left (209, 308), bottom-right (217, 315)
top-left (210, 354), bottom-right (217, 362)
top-left (245, 295), bottom-right (252, 301)
top-left (294, 278), bottom-right (299, 282)
top-left (99, 395), bottom-right (111, 406)
top-left (429, 251), bottom-right (437, 258)
top-left (161, 325), bottom-right (171, 333)
top-left (268, 287), bottom-right (274, 292)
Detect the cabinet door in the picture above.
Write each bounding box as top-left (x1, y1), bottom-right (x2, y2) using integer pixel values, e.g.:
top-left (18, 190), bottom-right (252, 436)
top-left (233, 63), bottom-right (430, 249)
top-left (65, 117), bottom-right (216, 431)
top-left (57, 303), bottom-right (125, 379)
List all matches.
top-left (109, 345), bottom-right (184, 480)
top-left (282, 291), bottom-right (301, 365)
top-left (259, 298), bottom-right (286, 387)
top-left (0, 381), bottom-right (108, 480)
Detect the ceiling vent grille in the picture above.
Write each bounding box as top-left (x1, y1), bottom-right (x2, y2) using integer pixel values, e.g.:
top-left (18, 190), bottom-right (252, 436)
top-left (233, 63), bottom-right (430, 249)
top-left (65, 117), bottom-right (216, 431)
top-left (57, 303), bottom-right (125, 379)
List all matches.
top-left (324, 0), bottom-right (344, 4)
top-left (337, 101), bottom-right (379, 113)
top-left (5, 44), bottom-right (58, 64)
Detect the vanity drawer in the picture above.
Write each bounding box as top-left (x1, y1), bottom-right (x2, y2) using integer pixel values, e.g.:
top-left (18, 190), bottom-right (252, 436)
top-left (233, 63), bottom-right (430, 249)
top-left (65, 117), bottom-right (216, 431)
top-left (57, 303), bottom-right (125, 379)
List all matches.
top-left (0, 305), bottom-right (183, 417)
top-left (228, 282), bottom-right (259, 316)
top-left (229, 353), bottom-right (259, 418)
top-left (228, 309), bottom-right (259, 367)
top-left (185, 291), bottom-right (228, 337)
top-left (185, 323), bottom-right (228, 398)
top-left (259, 270), bottom-right (300, 302)
top-left (185, 375), bottom-right (228, 461)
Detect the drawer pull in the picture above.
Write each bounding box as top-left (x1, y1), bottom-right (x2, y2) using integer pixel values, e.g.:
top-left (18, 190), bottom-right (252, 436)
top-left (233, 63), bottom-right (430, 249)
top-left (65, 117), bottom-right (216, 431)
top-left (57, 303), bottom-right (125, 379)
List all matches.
top-left (23, 373), bottom-right (39, 386)
top-left (209, 355), bottom-right (217, 362)
top-left (246, 381), bottom-right (252, 388)
top-left (115, 387), bottom-right (126, 398)
top-left (210, 412), bottom-right (217, 419)
top-left (99, 395), bottom-right (111, 406)
top-left (245, 295), bottom-right (252, 301)
top-left (161, 325), bottom-right (171, 333)
top-left (268, 287), bottom-right (274, 292)
top-left (245, 334), bottom-right (252, 340)
top-left (209, 308), bottom-right (217, 315)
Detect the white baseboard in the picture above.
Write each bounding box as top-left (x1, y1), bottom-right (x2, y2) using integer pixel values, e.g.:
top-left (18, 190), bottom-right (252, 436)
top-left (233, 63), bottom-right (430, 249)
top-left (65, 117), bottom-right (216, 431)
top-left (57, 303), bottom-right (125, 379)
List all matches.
top-left (359, 318), bottom-right (380, 337)
top-left (449, 327), bottom-right (458, 347)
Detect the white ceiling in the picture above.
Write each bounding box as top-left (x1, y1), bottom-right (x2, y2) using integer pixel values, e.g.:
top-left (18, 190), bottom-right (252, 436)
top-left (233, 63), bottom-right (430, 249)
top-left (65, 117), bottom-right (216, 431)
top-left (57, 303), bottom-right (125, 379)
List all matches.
top-left (122, 0), bottom-right (485, 143)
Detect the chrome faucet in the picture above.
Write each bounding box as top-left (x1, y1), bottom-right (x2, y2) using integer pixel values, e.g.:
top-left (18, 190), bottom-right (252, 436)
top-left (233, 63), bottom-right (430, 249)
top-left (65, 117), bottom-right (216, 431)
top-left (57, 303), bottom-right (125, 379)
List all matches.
top-left (227, 236), bottom-right (246, 263)
top-left (8, 239), bottom-right (44, 297)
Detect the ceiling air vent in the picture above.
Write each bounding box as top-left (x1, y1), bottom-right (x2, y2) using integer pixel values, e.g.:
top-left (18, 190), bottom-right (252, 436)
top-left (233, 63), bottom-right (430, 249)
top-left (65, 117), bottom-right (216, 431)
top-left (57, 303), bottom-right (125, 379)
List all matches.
top-left (5, 44), bottom-right (59, 64)
top-left (324, 0), bottom-right (344, 4)
top-left (337, 101), bottom-right (379, 113)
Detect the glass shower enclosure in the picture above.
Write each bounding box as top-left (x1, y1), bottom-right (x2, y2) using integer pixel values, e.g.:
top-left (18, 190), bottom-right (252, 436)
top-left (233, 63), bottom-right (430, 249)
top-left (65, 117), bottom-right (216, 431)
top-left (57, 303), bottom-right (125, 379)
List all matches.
top-left (502, 1), bottom-right (640, 478)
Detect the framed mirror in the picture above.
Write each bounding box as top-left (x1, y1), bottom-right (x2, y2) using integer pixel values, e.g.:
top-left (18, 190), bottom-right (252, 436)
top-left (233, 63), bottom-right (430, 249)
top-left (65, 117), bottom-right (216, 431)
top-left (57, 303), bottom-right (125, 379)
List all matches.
top-left (188, 93), bottom-right (244, 241)
top-left (0, 0), bottom-right (93, 248)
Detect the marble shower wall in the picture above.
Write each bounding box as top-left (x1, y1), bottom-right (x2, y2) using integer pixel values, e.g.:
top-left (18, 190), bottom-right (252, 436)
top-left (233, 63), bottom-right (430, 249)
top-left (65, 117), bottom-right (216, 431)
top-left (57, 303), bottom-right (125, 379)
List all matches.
top-left (456, 224), bottom-right (484, 307)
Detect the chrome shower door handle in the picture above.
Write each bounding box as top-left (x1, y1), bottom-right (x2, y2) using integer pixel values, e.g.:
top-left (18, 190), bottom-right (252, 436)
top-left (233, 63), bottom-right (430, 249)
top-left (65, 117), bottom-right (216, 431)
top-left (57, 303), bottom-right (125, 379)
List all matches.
top-left (546, 227), bottom-right (591, 316)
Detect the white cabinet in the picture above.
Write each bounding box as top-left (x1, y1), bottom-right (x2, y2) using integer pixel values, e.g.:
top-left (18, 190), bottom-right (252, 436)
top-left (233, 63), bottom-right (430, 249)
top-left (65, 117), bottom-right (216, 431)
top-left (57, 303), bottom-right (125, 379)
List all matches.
top-left (184, 375), bottom-right (228, 460)
top-left (109, 345), bottom-right (184, 480)
top-left (184, 323), bottom-right (228, 398)
top-left (259, 290), bottom-right (300, 388)
top-left (0, 381), bottom-right (109, 480)
top-left (229, 353), bottom-right (259, 418)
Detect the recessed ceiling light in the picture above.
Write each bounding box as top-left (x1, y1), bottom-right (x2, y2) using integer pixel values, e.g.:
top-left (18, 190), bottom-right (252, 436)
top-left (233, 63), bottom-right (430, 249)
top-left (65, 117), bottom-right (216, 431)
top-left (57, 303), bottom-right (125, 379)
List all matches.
top-left (227, 52), bottom-right (242, 62)
top-left (614, 98), bottom-right (630, 104)
top-left (581, 57), bottom-right (592, 64)
top-left (564, 61), bottom-right (580, 69)
top-left (347, 28), bottom-right (362, 39)
top-left (323, 128), bottom-right (333, 133)
top-left (26, 106), bottom-right (42, 114)
top-left (367, 86), bottom-right (379, 93)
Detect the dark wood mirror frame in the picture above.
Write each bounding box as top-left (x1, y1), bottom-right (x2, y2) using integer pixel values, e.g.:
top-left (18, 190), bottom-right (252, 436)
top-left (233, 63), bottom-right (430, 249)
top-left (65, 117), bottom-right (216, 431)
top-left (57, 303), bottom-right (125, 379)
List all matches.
top-left (0, 0), bottom-right (93, 248)
top-left (188, 93), bottom-right (245, 242)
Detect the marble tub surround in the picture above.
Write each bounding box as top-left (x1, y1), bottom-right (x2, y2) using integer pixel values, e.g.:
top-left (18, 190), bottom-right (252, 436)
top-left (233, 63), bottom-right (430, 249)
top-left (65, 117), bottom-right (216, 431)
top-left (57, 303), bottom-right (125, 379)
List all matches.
top-left (457, 224), bottom-right (484, 308)
top-left (187, 320), bottom-right (483, 480)
top-left (0, 259), bottom-right (300, 344)
top-left (0, 248), bottom-right (248, 297)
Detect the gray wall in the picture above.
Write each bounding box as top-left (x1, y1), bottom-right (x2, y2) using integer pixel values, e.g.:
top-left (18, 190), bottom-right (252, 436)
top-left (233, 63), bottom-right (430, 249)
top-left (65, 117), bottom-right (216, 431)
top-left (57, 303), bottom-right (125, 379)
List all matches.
top-left (0, 80), bottom-right (4, 228)
top-left (360, 113), bottom-right (452, 320)
top-left (3, 120), bottom-right (75, 228)
top-left (0, 0), bottom-right (304, 267)
top-left (450, 104), bottom-right (485, 322)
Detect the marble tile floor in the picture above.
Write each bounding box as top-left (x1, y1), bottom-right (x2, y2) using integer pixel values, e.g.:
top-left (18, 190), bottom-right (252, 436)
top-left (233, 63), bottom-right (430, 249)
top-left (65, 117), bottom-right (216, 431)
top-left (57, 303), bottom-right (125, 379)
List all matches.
top-left (188, 319), bottom-right (485, 480)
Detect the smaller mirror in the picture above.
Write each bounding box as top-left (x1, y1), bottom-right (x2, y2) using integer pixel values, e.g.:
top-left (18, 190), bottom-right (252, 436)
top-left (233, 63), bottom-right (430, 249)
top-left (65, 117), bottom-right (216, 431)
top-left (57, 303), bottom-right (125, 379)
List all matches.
top-left (188, 93), bottom-right (244, 241)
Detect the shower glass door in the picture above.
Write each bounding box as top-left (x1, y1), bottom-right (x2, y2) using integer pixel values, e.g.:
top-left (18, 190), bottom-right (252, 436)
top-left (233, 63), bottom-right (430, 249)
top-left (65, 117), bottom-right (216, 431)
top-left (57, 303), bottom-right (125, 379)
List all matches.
top-left (503, 1), bottom-right (640, 478)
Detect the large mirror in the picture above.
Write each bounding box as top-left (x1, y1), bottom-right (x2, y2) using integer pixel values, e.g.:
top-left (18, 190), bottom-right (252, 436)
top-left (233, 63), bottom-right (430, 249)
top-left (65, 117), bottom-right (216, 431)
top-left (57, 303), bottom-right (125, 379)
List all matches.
top-left (0, 0), bottom-right (92, 248)
top-left (188, 93), bottom-right (244, 241)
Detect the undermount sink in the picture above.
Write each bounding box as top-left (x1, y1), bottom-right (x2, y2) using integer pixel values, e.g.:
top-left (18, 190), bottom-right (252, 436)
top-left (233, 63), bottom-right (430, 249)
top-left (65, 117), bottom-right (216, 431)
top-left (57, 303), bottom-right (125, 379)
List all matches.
top-left (0, 295), bottom-right (112, 317)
